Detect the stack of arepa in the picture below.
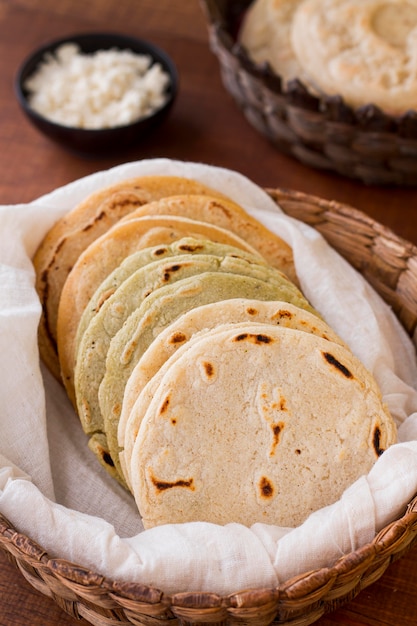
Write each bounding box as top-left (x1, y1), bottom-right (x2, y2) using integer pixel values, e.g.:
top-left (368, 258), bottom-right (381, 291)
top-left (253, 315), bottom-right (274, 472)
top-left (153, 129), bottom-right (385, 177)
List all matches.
top-left (32, 174), bottom-right (397, 529)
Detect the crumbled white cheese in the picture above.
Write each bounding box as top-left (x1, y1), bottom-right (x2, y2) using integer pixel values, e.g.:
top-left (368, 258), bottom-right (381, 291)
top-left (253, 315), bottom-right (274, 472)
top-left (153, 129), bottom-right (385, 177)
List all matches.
top-left (24, 43), bottom-right (171, 129)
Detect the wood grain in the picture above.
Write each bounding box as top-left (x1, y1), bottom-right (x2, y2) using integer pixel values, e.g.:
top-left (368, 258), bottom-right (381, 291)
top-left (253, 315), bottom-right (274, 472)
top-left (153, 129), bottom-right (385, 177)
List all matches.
top-left (1, 1), bottom-right (417, 625)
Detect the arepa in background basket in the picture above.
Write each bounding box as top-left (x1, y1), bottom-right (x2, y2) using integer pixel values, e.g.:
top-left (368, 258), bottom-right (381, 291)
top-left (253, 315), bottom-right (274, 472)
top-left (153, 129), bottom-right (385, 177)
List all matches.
top-left (200, 0), bottom-right (417, 186)
top-left (1, 158), bottom-right (417, 626)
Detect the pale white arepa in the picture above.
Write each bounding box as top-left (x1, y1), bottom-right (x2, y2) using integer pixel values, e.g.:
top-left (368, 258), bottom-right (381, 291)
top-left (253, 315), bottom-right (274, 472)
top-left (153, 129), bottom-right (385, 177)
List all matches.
top-left (239, 0), bottom-right (307, 84)
top-left (130, 324), bottom-right (397, 529)
top-left (291, 0), bottom-right (417, 115)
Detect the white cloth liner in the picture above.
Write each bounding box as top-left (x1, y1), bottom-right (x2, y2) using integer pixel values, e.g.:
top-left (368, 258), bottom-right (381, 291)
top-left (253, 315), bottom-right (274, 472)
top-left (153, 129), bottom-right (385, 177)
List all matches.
top-left (1, 158), bottom-right (417, 595)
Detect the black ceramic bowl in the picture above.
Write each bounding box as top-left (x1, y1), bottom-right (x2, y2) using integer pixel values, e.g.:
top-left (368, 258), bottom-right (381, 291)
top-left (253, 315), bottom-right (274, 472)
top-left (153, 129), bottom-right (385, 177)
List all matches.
top-left (15, 32), bottom-right (178, 155)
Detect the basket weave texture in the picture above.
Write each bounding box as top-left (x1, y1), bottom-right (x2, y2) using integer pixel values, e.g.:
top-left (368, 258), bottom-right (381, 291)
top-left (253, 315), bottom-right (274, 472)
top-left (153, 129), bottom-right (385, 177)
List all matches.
top-left (200, 0), bottom-right (417, 187)
top-left (2, 188), bottom-right (417, 626)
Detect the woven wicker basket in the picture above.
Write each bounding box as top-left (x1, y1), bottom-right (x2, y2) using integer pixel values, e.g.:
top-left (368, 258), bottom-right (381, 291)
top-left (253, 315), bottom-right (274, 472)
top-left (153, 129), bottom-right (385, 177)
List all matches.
top-left (200, 0), bottom-right (417, 187)
top-left (1, 187), bottom-right (417, 625)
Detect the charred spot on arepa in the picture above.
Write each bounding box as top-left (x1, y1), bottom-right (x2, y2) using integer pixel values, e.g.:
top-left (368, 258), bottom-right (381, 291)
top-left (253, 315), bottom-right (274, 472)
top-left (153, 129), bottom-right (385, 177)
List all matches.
top-left (153, 246), bottom-right (169, 256)
top-left (270, 421), bottom-right (285, 456)
top-left (162, 263), bottom-right (190, 282)
top-left (202, 361), bottom-right (215, 378)
top-left (245, 306), bottom-right (259, 316)
top-left (168, 331), bottom-right (188, 345)
top-left (209, 200), bottom-right (233, 218)
top-left (177, 242), bottom-right (205, 253)
top-left (92, 438), bottom-right (115, 468)
top-left (233, 332), bottom-right (274, 344)
top-left (158, 394), bottom-right (171, 416)
top-left (259, 476), bottom-right (274, 499)
top-left (102, 450), bottom-right (115, 468)
top-left (322, 351), bottom-right (353, 378)
top-left (272, 308), bottom-right (293, 321)
top-left (107, 194), bottom-right (143, 211)
top-left (373, 425), bottom-right (385, 456)
top-left (150, 472), bottom-right (195, 493)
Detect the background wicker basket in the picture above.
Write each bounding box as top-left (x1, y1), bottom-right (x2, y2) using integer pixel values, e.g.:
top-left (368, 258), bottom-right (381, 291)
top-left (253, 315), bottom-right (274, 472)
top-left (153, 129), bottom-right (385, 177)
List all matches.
top-left (1, 188), bottom-right (417, 625)
top-left (200, 0), bottom-right (417, 187)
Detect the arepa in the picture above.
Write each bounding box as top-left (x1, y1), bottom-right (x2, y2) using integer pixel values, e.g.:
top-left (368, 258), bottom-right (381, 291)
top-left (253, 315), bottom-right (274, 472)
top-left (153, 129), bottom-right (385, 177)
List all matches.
top-left (130, 324), bottom-right (397, 528)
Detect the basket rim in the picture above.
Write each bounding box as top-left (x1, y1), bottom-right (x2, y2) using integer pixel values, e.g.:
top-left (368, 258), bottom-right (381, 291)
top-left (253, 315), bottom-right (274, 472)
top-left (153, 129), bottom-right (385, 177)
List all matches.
top-left (1, 495), bottom-right (417, 616)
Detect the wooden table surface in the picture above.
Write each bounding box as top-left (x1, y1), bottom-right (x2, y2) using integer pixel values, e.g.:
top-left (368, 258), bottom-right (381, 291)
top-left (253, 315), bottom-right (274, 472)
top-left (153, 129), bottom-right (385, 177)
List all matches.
top-left (1, 1), bottom-right (417, 625)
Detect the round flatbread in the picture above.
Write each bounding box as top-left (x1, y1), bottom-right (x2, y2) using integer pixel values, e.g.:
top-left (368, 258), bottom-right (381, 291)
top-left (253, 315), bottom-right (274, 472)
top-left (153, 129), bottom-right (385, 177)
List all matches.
top-left (57, 213), bottom-right (262, 405)
top-left (33, 175), bottom-right (231, 379)
top-left (99, 272), bottom-right (316, 482)
top-left (121, 194), bottom-right (296, 283)
top-left (118, 298), bottom-right (347, 488)
top-left (291, 0), bottom-right (417, 115)
top-left (130, 324), bottom-right (397, 529)
top-left (239, 0), bottom-right (308, 85)
top-left (75, 246), bottom-right (269, 440)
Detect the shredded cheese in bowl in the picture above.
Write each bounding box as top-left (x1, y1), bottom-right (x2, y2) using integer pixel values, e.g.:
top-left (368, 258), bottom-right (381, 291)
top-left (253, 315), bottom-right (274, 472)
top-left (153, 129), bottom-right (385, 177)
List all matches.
top-left (24, 43), bottom-right (171, 129)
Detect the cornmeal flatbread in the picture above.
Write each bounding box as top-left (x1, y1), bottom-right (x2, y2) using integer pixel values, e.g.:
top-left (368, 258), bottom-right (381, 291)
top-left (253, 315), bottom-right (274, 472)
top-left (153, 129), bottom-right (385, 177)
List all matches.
top-left (119, 299), bottom-right (347, 489)
top-left (99, 272), bottom-right (316, 482)
top-left (239, 0), bottom-right (307, 85)
top-left (291, 0), bottom-right (417, 115)
top-left (33, 175), bottom-right (231, 379)
top-left (130, 324), bottom-right (397, 528)
top-left (57, 214), bottom-right (262, 405)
